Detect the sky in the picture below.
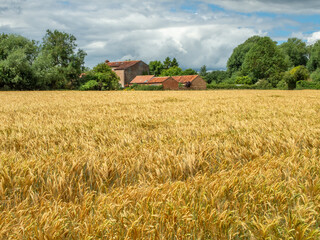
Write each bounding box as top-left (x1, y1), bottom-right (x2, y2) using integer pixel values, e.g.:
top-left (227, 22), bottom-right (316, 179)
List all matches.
top-left (1, 0), bottom-right (320, 70)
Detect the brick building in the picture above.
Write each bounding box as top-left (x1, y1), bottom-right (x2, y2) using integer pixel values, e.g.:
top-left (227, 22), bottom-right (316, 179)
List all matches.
top-left (172, 75), bottom-right (207, 90)
top-left (106, 60), bottom-right (149, 87)
top-left (131, 75), bottom-right (179, 90)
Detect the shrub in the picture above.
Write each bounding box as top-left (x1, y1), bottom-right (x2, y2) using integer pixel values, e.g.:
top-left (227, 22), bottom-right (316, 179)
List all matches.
top-left (127, 84), bottom-right (163, 91)
top-left (79, 80), bottom-right (99, 91)
top-left (296, 80), bottom-right (320, 90)
top-left (255, 79), bottom-right (273, 89)
top-left (276, 79), bottom-right (288, 90)
top-left (207, 83), bottom-right (256, 89)
top-left (235, 76), bottom-right (253, 85)
top-left (310, 69), bottom-right (320, 83)
top-left (284, 65), bottom-right (310, 90)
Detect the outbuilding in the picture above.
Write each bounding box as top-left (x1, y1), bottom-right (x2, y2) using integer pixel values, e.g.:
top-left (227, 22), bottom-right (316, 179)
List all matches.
top-left (130, 75), bottom-right (179, 90)
top-left (172, 75), bottom-right (207, 90)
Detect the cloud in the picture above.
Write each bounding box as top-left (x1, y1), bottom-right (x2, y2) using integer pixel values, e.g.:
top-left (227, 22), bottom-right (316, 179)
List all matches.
top-left (208, 0), bottom-right (320, 14)
top-left (307, 32), bottom-right (320, 45)
top-left (0, 0), bottom-right (317, 69)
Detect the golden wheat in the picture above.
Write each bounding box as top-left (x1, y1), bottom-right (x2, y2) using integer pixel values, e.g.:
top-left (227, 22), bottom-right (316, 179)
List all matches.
top-left (0, 90), bottom-right (320, 239)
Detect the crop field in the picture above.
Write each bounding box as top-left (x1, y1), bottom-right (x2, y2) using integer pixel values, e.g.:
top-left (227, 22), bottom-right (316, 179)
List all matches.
top-left (0, 90), bottom-right (320, 239)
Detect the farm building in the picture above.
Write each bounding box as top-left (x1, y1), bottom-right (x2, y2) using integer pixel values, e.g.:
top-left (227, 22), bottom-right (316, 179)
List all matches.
top-left (172, 75), bottom-right (207, 90)
top-left (130, 75), bottom-right (179, 90)
top-left (106, 60), bottom-right (149, 87)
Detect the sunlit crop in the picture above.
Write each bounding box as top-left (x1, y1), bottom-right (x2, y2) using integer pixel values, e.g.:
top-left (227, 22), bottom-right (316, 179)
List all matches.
top-left (1, 90), bottom-right (320, 239)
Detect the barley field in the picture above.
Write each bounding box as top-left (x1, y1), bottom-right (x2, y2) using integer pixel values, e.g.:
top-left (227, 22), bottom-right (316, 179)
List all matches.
top-left (0, 90), bottom-right (320, 239)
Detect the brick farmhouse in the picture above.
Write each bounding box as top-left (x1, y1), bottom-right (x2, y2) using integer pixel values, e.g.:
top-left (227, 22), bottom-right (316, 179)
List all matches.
top-left (106, 60), bottom-right (149, 87)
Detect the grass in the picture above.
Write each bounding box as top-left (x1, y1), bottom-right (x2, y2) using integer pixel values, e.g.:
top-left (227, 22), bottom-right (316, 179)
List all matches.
top-left (0, 90), bottom-right (320, 239)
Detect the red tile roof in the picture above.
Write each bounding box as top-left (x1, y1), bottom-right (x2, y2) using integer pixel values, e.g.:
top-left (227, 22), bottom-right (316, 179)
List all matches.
top-left (172, 75), bottom-right (199, 83)
top-left (107, 60), bottom-right (141, 70)
top-left (148, 77), bottom-right (172, 84)
top-left (131, 75), bottom-right (154, 84)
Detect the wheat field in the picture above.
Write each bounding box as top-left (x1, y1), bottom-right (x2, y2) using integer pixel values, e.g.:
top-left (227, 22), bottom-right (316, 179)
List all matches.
top-left (0, 90), bottom-right (320, 239)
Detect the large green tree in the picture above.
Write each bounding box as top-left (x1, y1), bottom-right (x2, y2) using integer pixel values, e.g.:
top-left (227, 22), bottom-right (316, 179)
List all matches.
top-left (307, 40), bottom-right (320, 72)
top-left (80, 63), bottom-right (120, 90)
top-left (227, 36), bottom-right (262, 76)
top-left (0, 33), bottom-right (38, 90)
top-left (241, 36), bottom-right (287, 84)
top-left (149, 60), bottom-right (164, 76)
top-left (36, 29), bottom-right (86, 89)
top-left (279, 38), bottom-right (308, 68)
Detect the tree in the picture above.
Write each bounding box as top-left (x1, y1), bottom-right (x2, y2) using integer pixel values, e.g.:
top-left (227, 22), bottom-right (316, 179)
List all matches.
top-left (80, 63), bottom-right (120, 90)
top-left (149, 60), bottom-right (164, 76)
top-left (227, 36), bottom-right (262, 77)
top-left (163, 57), bottom-right (172, 69)
top-left (0, 33), bottom-right (38, 90)
top-left (160, 66), bottom-right (183, 76)
top-left (279, 38), bottom-right (308, 68)
top-left (307, 40), bottom-right (320, 72)
top-left (200, 65), bottom-right (207, 77)
top-left (171, 58), bottom-right (179, 67)
top-left (37, 29), bottom-right (86, 89)
top-left (284, 65), bottom-right (310, 90)
top-left (182, 68), bottom-right (197, 75)
top-left (241, 36), bottom-right (287, 84)
top-left (205, 70), bottom-right (228, 84)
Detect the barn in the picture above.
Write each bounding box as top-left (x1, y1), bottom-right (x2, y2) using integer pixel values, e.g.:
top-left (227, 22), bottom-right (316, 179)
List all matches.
top-left (172, 75), bottom-right (207, 90)
top-left (130, 75), bottom-right (179, 90)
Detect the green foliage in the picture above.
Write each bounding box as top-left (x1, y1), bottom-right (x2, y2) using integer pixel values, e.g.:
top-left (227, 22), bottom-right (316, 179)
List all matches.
top-left (284, 65), bottom-right (310, 90)
top-left (207, 83), bottom-right (256, 89)
top-left (160, 66), bottom-right (183, 76)
top-left (182, 68), bottom-right (197, 75)
top-left (205, 70), bottom-right (228, 84)
top-left (276, 79), bottom-right (288, 90)
top-left (171, 58), bottom-right (179, 67)
top-left (255, 79), bottom-right (273, 89)
top-left (163, 57), bottom-right (172, 70)
top-left (38, 29), bottom-right (87, 89)
top-left (279, 38), bottom-right (308, 68)
top-left (235, 76), bottom-right (253, 85)
top-left (307, 40), bottom-right (320, 72)
top-left (242, 37), bottom-right (287, 83)
top-left (0, 33), bottom-right (38, 90)
top-left (296, 80), bottom-right (320, 90)
top-left (227, 36), bottom-right (262, 76)
top-left (79, 80), bottom-right (99, 90)
top-left (149, 61), bottom-right (164, 76)
top-left (80, 63), bottom-right (120, 90)
top-left (310, 69), bottom-right (320, 82)
top-left (127, 84), bottom-right (163, 91)
top-left (200, 65), bottom-right (207, 77)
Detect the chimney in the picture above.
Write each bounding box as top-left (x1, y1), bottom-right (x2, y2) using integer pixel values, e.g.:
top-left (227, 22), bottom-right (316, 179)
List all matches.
top-left (105, 60), bottom-right (110, 64)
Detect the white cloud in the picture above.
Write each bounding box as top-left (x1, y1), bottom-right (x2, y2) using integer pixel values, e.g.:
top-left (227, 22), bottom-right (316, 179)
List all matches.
top-left (307, 32), bottom-right (320, 45)
top-left (207, 0), bottom-right (320, 14)
top-left (0, 0), bottom-right (314, 69)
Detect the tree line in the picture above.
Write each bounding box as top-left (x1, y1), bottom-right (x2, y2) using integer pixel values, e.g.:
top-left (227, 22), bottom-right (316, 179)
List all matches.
top-left (203, 36), bottom-right (320, 90)
top-left (1, 30), bottom-right (320, 90)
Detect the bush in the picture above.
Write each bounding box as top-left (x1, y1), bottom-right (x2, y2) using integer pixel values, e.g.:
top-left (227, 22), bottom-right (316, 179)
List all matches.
top-left (276, 80), bottom-right (288, 90)
top-left (310, 69), bottom-right (320, 83)
top-left (296, 81), bottom-right (320, 90)
top-left (127, 84), bottom-right (163, 91)
top-left (235, 76), bottom-right (253, 85)
top-left (79, 80), bottom-right (99, 91)
top-left (207, 83), bottom-right (256, 89)
top-left (255, 79), bottom-right (273, 89)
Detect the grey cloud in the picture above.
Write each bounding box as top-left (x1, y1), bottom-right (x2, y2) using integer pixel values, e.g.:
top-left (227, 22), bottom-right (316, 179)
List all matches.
top-left (0, 0), bottom-right (315, 69)
top-left (208, 0), bottom-right (320, 14)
